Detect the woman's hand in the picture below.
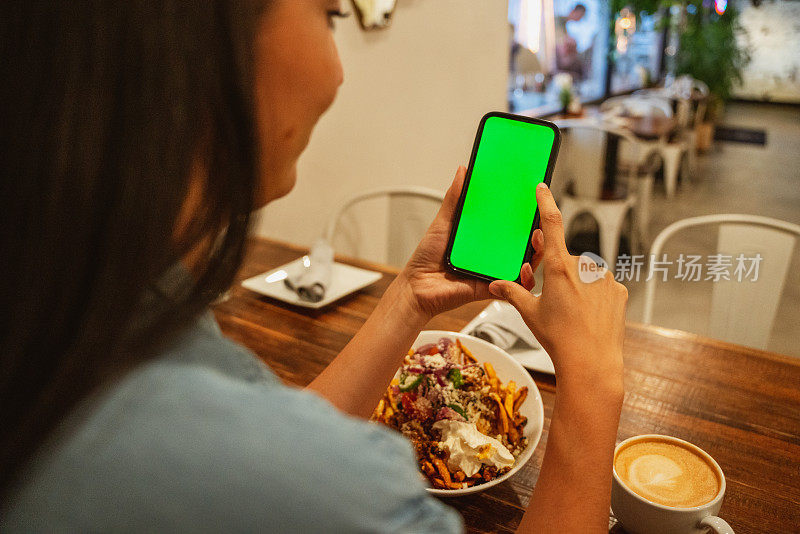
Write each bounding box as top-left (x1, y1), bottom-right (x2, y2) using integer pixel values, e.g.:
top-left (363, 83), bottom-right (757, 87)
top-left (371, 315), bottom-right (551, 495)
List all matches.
top-left (312, 166), bottom-right (546, 417)
top-left (488, 182), bottom-right (628, 390)
top-left (499, 183), bottom-right (627, 534)
top-left (398, 166), bottom-right (542, 320)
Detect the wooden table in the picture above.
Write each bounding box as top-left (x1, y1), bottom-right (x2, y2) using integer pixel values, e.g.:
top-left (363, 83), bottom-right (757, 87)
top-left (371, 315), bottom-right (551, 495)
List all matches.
top-left (552, 107), bottom-right (677, 199)
top-left (214, 238), bottom-right (800, 534)
top-left (623, 114), bottom-right (676, 140)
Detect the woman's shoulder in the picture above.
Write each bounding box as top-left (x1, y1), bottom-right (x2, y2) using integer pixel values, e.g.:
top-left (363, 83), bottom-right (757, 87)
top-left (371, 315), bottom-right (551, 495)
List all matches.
top-left (3, 313), bottom-right (462, 533)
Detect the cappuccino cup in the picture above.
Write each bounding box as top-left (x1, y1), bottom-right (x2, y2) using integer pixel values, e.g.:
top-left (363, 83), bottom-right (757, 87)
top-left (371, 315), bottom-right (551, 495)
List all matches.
top-left (611, 435), bottom-right (734, 534)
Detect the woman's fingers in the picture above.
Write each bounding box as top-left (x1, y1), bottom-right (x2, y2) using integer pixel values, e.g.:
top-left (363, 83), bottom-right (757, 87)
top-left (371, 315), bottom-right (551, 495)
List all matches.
top-left (529, 228), bottom-right (545, 271)
top-left (520, 263), bottom-right (535, 291)
top-left (531, 227), bottom-right (544, 251)
top-left (535, 183), bottom-right (568, 258)
top-left (520, 229), bottom-right (545, 291)
top-left (488, 220), bottom-right (551, 324)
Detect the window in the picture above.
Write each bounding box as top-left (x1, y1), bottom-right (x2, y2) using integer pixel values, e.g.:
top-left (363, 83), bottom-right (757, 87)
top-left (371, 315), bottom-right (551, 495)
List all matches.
top-left (509, 0), bottom-right (609, 113)
top-left (609, 10), bottom-right (664, 93)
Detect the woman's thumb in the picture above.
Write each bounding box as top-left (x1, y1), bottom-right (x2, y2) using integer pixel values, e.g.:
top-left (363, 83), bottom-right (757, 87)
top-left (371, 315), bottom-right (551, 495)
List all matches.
top-left (488, 280), bottom-right (537, 319)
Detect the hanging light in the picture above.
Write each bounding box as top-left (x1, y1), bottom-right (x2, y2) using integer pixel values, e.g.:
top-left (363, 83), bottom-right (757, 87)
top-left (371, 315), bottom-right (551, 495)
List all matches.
top-left (515, 0), bottom-right (543, 54)
top-left (714, 0), bottom-right (727, 15)
top-left (615, 7), bottom-right (637, 53)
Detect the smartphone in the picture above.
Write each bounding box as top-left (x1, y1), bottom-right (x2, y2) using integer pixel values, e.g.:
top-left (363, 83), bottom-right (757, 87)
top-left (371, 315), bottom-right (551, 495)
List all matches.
top-left (445, 112), bottom-right (560, 282)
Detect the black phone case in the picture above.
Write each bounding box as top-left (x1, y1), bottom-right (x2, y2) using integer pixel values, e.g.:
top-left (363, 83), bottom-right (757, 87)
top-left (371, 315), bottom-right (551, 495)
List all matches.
top-left (444, 111), bottom-right (561, 284)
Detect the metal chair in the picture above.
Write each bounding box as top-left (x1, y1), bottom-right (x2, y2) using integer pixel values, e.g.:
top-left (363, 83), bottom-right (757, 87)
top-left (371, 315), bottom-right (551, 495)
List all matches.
top-left (323, 186), bottom-right (444, 268)
top-left (684, 80), bottom-right (709, 174)
top-left (638, 79), bottom-right (709, 179)
top-left (600, 94), bottom-right (688, 198)
top-left (643, 214), bottom-right (800, 350)
top-left (552, 119), bottom-right (654, 269)
top-left (691, 79), bottom-right (710, 121)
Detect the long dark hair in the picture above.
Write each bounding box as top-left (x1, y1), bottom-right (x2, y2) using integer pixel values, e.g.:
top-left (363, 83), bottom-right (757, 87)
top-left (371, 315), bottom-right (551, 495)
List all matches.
top-left (0, 0), bottom-right (268, 496)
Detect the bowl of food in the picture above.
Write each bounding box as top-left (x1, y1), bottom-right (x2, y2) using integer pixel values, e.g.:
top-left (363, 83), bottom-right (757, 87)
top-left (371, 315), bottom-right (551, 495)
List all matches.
top-left (371, 330), bottom-right (544, 496)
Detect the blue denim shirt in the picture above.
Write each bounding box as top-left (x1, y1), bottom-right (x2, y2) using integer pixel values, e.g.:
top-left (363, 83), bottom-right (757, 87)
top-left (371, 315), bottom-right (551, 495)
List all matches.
top-left (2, 312), bottom-right (462, 533)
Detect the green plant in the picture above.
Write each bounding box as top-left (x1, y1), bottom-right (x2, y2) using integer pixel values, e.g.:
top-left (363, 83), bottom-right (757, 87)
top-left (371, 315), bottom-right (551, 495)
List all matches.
top-left (675, 2), bottom-right (750, 103)
top-left (558, 87), bottom-right (572, 110)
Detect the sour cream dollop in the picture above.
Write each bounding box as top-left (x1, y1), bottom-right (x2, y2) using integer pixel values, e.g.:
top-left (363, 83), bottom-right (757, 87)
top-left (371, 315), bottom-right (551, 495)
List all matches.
top-left (432, 420), bottom-right (514, 477)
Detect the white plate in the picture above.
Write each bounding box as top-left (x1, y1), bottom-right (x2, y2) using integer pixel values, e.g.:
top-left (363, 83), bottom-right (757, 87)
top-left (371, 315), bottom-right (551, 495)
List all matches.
top-left (241, 258), bottom-right (382, 309)
top-left (411, 330), bottom-right (544, 497)
top-left (460, 301), bottom-right (555, 375)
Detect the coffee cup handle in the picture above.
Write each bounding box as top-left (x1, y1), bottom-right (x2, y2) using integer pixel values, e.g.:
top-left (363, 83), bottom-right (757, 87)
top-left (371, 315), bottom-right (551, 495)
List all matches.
top-left (699, 516), bottom-right (734, 534)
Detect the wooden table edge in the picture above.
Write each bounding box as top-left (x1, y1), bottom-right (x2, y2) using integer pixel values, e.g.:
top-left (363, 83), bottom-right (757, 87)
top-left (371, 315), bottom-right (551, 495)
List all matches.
top-left (247, 237), bottom-right (799, 365)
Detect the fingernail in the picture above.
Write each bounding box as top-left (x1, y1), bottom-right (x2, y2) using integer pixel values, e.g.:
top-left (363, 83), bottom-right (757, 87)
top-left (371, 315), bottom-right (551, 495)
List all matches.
top-left (537, 182), bottom-right (548, 190)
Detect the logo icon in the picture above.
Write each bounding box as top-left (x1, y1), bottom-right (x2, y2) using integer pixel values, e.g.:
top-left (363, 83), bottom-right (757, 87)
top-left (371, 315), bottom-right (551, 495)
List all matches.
top-left (578, 252), bottom-right (609, 283)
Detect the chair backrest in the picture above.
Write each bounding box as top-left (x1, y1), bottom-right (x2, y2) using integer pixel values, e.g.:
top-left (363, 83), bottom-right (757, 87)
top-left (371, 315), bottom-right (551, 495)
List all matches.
top-left (693, 99), bottom-right (707, 128)
top-left (552, 119), bottom-right (642, 199)
top-left (673, 79), bottom-right (710, 130)
top-left (324, 186), bottom-right (444, 268)
top-left (599, 95), bottom-right (673, 119)
top-left (662, 77), bottom-right (708, 128)
top-left (644, 214), bottom-right (800, 350)
top-left (666, 74), bottom-right (694, 99)
top-left (690, 80), bottom-right (709, 127)
top-left (634, 88), bottom-right (692, 130)
top-left (691, 79), bottom-right (710, 98)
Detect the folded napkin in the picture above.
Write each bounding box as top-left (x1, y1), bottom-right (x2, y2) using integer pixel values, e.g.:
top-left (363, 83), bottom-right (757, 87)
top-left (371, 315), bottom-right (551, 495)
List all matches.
top-left (468, 300), bottom-right (541, 351)
top-left (284, 238), bottom-right (333, 303)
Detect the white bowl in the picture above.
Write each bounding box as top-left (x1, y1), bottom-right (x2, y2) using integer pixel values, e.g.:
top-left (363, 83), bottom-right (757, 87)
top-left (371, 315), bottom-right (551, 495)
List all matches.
top-left (411, 330), bottom-right (544, 497)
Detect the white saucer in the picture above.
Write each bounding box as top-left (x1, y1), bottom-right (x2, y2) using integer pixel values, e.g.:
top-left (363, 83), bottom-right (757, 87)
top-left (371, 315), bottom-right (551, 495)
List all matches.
top-left (241, 258), bottom-right (382, 309)
top-left (460, 302), bottom-right (555, 375)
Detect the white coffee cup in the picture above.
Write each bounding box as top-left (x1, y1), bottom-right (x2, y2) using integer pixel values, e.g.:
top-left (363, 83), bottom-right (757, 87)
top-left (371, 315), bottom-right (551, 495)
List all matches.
top-left (611, 434), bottom-right (734, 534)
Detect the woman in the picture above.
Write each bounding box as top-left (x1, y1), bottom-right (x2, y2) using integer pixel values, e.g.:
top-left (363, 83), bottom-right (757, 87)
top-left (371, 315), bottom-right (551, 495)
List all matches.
top-left (0, 1), bottom-right (627, 532)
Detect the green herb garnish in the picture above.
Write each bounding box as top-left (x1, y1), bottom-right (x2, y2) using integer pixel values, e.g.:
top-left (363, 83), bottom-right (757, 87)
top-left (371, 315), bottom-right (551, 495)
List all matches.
top-left (447, 368), bottom-right (464, 388)
top-left (448, 404), bottom-right (468, 419)
top-left (399, 374), bottom-right (423, 392)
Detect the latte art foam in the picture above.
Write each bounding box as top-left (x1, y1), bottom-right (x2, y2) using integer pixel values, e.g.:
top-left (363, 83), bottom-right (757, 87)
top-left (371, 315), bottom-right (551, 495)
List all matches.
top-left (614, 439), bottom-right (720, 508)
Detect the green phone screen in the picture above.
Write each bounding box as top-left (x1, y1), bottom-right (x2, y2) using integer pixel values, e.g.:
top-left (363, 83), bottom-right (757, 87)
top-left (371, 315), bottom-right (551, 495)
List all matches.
top-left (449, 115), bottom-right (557, 281)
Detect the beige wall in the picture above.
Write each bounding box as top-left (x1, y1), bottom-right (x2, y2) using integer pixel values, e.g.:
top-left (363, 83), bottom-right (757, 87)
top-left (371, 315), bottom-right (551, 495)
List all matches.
top-left (734, 0), bottom-right (800, 103)
top-left (254, 0), bottom-right (510, 262)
